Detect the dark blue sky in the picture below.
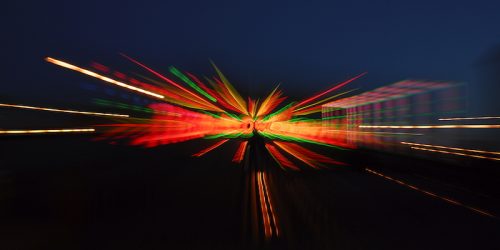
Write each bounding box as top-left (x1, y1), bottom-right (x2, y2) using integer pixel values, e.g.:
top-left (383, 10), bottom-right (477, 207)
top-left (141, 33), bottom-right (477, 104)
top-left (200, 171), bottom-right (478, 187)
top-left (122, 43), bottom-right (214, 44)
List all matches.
top-left (2, 0), bottom-right (500, 113)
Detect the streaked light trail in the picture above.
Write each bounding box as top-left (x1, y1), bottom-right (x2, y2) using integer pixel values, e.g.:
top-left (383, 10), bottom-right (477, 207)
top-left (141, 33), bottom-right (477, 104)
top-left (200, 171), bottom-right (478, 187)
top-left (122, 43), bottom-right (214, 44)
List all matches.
top-left (401, 142), bottom-right (500, 156)
top-left (359, 125), bottom-right (500, 129)
top-left (365, 168), bottom-right (496, 218)
top-left (0, 103), bottom-right (129, 117)
top-left (0, 128), bottom-right (95, 134)
top-left (439, 116), bottom-right (500, 121)
top-left (233, 141), bottom-right (248, 163)
top-left (410, 147), bottom-right (500, 161)
top-left (45, 57), bottom-right (165, 99)
top-left (257, 171), bottom-right (279, 239)
top-left (192, 139), bottom-right (229, 157)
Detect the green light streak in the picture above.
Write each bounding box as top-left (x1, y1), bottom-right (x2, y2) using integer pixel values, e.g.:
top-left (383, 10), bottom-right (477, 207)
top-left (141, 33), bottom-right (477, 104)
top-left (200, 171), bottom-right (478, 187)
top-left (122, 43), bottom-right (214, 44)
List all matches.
top-left (262, 102), bottom-right (295, 121)
top-left (169, 66), bottom-right (217, 102)
top-left (93, 99), bottom-right (154, 114)
top-left (224, 112), bottom-right (242, 121)
top-left (258, 131), bottom-right (347, 150)
top-left (205, 132), bottom-right (253, 139)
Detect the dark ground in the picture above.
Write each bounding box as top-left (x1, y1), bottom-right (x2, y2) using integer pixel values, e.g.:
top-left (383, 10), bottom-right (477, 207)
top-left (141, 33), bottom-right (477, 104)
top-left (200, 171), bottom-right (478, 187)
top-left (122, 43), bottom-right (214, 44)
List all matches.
top-left (0, 135), bottom-right (499, 249)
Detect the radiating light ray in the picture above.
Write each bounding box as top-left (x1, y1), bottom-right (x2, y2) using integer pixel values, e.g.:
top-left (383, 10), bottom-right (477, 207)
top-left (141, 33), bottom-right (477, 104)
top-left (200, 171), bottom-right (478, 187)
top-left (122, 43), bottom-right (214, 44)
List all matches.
top-left (211, 77), bottom-right (249, 115)
top-left (211, 62), bottom-right (248, 115)
top-left (256, 86), bottom-right (286, 118)
top-left (233, 141), bottom-right (249, 163)
top-left (0, 128), bottom-right (95, 134)
top-left (293, 89), bottom-right (357, 112)
top-left (273, 141), bottom-right (347, 169)
top-left (401, 142), bottom-right (500, 155)
top-left (439, 116), bottom-right (500, 121)
top-left (410, 147), bottom-right (500, 161)
top-left (265, 143), bottom-right (300, 171)
top-left (293, 72), bottom-right (367, 109)
top-left (169, 66), bottom-right (217, 102)
top-left (46, 55), bottom-right (363, 170)
top-left (192, 139), bottom-right (230, 157)
top-left (119, 54), bottom-right (211, 103)
top-left (365, 168), bottom-right (496, 218)
top-left (45, 57), bottom-right (165, 99)
top-left (0, 103), bottom-right (129, 117)
top-left (359, 125), bottom-right (500, 129)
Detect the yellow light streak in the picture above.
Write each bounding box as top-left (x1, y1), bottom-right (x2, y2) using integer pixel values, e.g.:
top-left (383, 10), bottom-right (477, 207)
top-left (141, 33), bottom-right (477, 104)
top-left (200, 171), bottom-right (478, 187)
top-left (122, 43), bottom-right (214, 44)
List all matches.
top-left (0, 128), bottom-right (95, 134)
top-left (401, 142), bottom-right (500, 156)
top-left (45, 57), bottom-right (165, 99)
top-left (0, 103), bottom-right (129, 117)
top-left (359, 125), bottom-right (500, 129)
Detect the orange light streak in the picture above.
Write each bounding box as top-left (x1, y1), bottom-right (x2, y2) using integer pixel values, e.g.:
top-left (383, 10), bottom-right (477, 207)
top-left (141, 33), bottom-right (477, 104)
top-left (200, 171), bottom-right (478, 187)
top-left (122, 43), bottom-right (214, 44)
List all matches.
top-left (265, 143), bottom-right (300, 171)
top-left (401, 142), bottom-right (500, 156)
top-left (257, 171), bottom-right (271, 239)
top-left (0, 103), bottom-right (129, 117)
top-left (410, 147), bottom-right (500, 161)
top-left (260, 171), bottom-right (279, 237)
top-left (192, 139), bottom-right (229, 157)
top-left (365, 168), bottom-right (495, 218)
top-left (45, 57), bottom-right (165, 99)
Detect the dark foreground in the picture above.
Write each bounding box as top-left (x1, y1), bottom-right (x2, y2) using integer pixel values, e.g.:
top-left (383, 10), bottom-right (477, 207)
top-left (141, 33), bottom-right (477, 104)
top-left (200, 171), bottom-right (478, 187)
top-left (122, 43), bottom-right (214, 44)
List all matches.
top-left (1, 136), bottom-right (499, 249)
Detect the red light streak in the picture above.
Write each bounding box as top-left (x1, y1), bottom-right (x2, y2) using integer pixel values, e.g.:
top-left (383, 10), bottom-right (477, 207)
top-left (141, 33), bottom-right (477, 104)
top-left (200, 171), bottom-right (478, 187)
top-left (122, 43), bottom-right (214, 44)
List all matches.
top-left (293, 72), bottom-right (367, 109)
top-left (265, 143), bottom-right (300, 171)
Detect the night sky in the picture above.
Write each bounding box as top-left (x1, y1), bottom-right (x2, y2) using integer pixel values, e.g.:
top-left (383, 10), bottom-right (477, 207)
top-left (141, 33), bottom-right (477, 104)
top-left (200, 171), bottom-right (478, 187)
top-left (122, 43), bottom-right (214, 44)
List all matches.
top-left (1, 2), bottom-right (500, 249)
top-left (2, 0), bottom-right (500, 113)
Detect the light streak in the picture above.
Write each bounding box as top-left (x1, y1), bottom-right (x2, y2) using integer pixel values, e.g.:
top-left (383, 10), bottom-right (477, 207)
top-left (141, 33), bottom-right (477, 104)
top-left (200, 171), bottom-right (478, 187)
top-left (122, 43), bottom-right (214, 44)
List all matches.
top-left (439, 116), bottom-right (500, 121)
top-left (232, 141), bottom-right (248, 163)
top-left (192, 139), bottom-right (229, 157)
top-left (265, 143), bottom-right (300, 171)
top-left (293, 72), bottom-right (367, 109)
top-left (359, 125), bottom-right (500, 129)
top-left (257, 171), bottom-right (279, 239)
top-left (45, 55), bottom-right (361, 169)
top-left (211, 62), bottom-right (248, 115)
top-left (410, 147), bottom-right (500, 161)
top-left (365, 168), bottom-right (495, 218)
top-left (260, 171), bottom-right (279, 237)
top-left (401, 142), bottom-right (500, 156)
top-left (257, 171), bottom-right (272, 239)
top-left (45, 57), bottom-right (165, 99)
top-left (0, 103), bottom-right (129, 117)
top-left (273, 141), bottom-right (347, 169)
top-left (329, 130), bottom-right (423, 136)
top-left (169, 66), bottom-right (217, 102)
top-left (0, 128), bottom-right (95, 134)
